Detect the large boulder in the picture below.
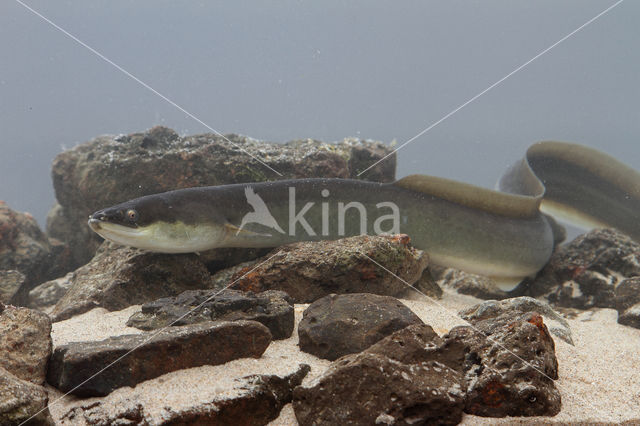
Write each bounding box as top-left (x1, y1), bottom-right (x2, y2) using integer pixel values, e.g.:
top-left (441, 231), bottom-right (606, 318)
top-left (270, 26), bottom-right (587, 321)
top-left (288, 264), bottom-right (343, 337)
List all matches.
top-left (47, 126), bottom-right (396, 269)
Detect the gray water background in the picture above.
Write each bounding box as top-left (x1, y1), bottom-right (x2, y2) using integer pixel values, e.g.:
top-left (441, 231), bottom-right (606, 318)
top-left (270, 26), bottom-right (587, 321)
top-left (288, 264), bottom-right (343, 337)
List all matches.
top-left (1, 1), bottom-right (638, 227)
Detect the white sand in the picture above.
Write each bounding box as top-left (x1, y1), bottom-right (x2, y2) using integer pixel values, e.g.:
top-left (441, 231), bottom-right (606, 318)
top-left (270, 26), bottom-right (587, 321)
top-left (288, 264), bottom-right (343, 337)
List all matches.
top-left (48, 292), bottom-right (640, 425)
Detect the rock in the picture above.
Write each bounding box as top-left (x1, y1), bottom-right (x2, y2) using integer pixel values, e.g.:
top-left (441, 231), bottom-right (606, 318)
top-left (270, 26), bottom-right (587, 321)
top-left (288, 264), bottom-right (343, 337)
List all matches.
top-left (618, 304), bottom-right (640, 329)
top-left (50, 242), bottom-right (212, 321)
top-left (365, 316), bottom-right (560, 418)
top-left (47, 320), bottom-right (271, 397)
top-left (127, 289), bottom-right (295, 339)
top-left (200, 248), bottom-right (272, 276)
top-left (527, 228), bottom-right (640, 309)
top-left (293, 308), bottom-right (561, 422)
top-left (293, 353), bottom-right (464, 425)
top-left (57, 364), bottom-right (310, 425)
top-left (0, 202), bottom-right (54, 306)
top-left (160, 364), bottom-right (310, 425)
top-left (0, 304), bottom-right (52, 385)
top-left (47, 126), bottom-right (396, 269)
top-left (208, 259), bottom-right (261, 291)
top-left (452, 312), bottom-right (561, 417)
top-left (231, 234), bottom-right (428, 303)
top-left (408, 267), bottom-right (443, 299)
top-left (615, 277), bottom-right (640, 328)
top-left (28, 272), bottom-right (73, 313)
top-left (297, 293), bottom-right (424, 360)
top-left (0, 366), bottom-right (54, 426)
top-left (0, 269), bottom-right (25, 304)
top-left (431, 265), bottom-right (511, 300)
top-left (459, 296), bottom-right (574, 345)
top-left (364, 323), bottom-right (466, 372)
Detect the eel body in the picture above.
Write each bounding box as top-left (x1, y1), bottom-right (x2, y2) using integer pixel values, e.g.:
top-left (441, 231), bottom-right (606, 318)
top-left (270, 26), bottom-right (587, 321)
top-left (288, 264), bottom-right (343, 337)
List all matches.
top-left (88, 141), bottom-right (640, 287)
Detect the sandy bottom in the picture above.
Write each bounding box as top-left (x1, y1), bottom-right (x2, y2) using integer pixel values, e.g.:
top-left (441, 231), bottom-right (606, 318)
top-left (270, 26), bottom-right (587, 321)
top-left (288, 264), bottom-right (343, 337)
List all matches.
top-left (48, 290), bottom-right (640, 425)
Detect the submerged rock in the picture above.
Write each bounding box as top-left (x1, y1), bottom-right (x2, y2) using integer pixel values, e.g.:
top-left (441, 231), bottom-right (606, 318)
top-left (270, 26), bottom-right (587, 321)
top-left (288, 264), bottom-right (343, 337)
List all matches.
top-left (297, 293), bottom-right (424, 360)
top-left (459, 296), bottom-right (574, 345)
top-left (294, 308), bottom-right (561, 422)
top-left (50, 242), bottom-right (211, 322)
top-left (0, 366), bottom-right (54, 426)
top-left (293, 353), bottom-right (464, 425)
top-left (527, 229), bottom-right (640, 310)
top-left (0, 269), bottom-right (25, 304)
top-left (47, 126), bottom-right (396, 269)
top-left (0, 202), bottom-right (55, 306)
top-left (57, 364), bottom-right (310, 426)
top-left (431, 265), bottom-right (511, 300)
top-left (231, 234), bottom-right (428, 303)
top-left (27, 272), bottom-right (74, 313)
top-left (409, 267), bottom-right (443, 299)
top-left (615, 277), bottom-right (640, 329)
top-left (47, 320), bottom-right (271, 397)
top-left (127, 289), bottom-right (295, 339)
top-left (453, 312), bottom-right (561, 417)
top-left (0, 304), bottom-right (52, 385)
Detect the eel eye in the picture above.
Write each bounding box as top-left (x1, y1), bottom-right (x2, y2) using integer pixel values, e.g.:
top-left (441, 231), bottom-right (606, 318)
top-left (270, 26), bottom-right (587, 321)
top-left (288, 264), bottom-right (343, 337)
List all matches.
top-left (126, 209), bottom-right (138, 222)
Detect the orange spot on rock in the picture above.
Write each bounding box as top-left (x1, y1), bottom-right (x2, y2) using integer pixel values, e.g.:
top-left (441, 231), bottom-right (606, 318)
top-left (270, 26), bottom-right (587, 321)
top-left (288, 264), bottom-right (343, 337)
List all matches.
top-left (481, 379), bottom-right (506, 407)
top-left (357, 264), bottom-right (378, 280)
top-left (568, 264), bottom-right (588, 279)
top-left (391, 234), bottom-right (411, 246)
top-left (231, 269), bottom-right (265, 293)
top-left (527, 313), bottom-right (550, 338)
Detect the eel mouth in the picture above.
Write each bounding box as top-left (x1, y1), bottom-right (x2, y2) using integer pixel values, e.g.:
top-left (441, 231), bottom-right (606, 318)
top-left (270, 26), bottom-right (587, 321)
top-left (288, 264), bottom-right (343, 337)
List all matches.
top-left (88, 218), bottom-right (102, 232)
top-left (88, 218), bottom-right (144, 238)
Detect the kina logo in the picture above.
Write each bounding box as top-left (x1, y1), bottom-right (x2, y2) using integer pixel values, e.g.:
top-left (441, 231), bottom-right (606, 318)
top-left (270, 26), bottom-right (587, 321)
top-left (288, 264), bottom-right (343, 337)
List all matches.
top-left (236, 186), bottom-right (285, 235)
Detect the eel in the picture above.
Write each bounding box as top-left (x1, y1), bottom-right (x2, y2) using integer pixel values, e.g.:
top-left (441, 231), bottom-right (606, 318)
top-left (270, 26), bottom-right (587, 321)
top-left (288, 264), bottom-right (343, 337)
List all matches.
top-left (88, 141), bottom-right (640, 289)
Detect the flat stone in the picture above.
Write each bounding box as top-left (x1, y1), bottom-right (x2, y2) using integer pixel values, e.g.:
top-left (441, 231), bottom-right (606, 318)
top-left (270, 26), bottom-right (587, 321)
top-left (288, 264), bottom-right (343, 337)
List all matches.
top-left (50, 242), bottom-right (212, 321)
top-left (127, 289), bottom-right (294, 339)
top-left (459, 296), bottom-right (574, 345)
top-left (0, 366), bottom-right (54, 426)
top-left (231, 234), bottom-right (428, 303)
top-left (298, 293), bottom-right (424, 360)
top-left (47, 320), bottom-right (271, 397)
top-left (0, 304), bottom-right (52, 384)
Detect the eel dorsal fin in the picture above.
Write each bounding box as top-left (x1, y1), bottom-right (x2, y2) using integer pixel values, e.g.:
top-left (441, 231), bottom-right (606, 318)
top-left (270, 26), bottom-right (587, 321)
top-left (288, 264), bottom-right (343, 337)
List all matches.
top-left (393, 174), bottom-right (542, 219)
